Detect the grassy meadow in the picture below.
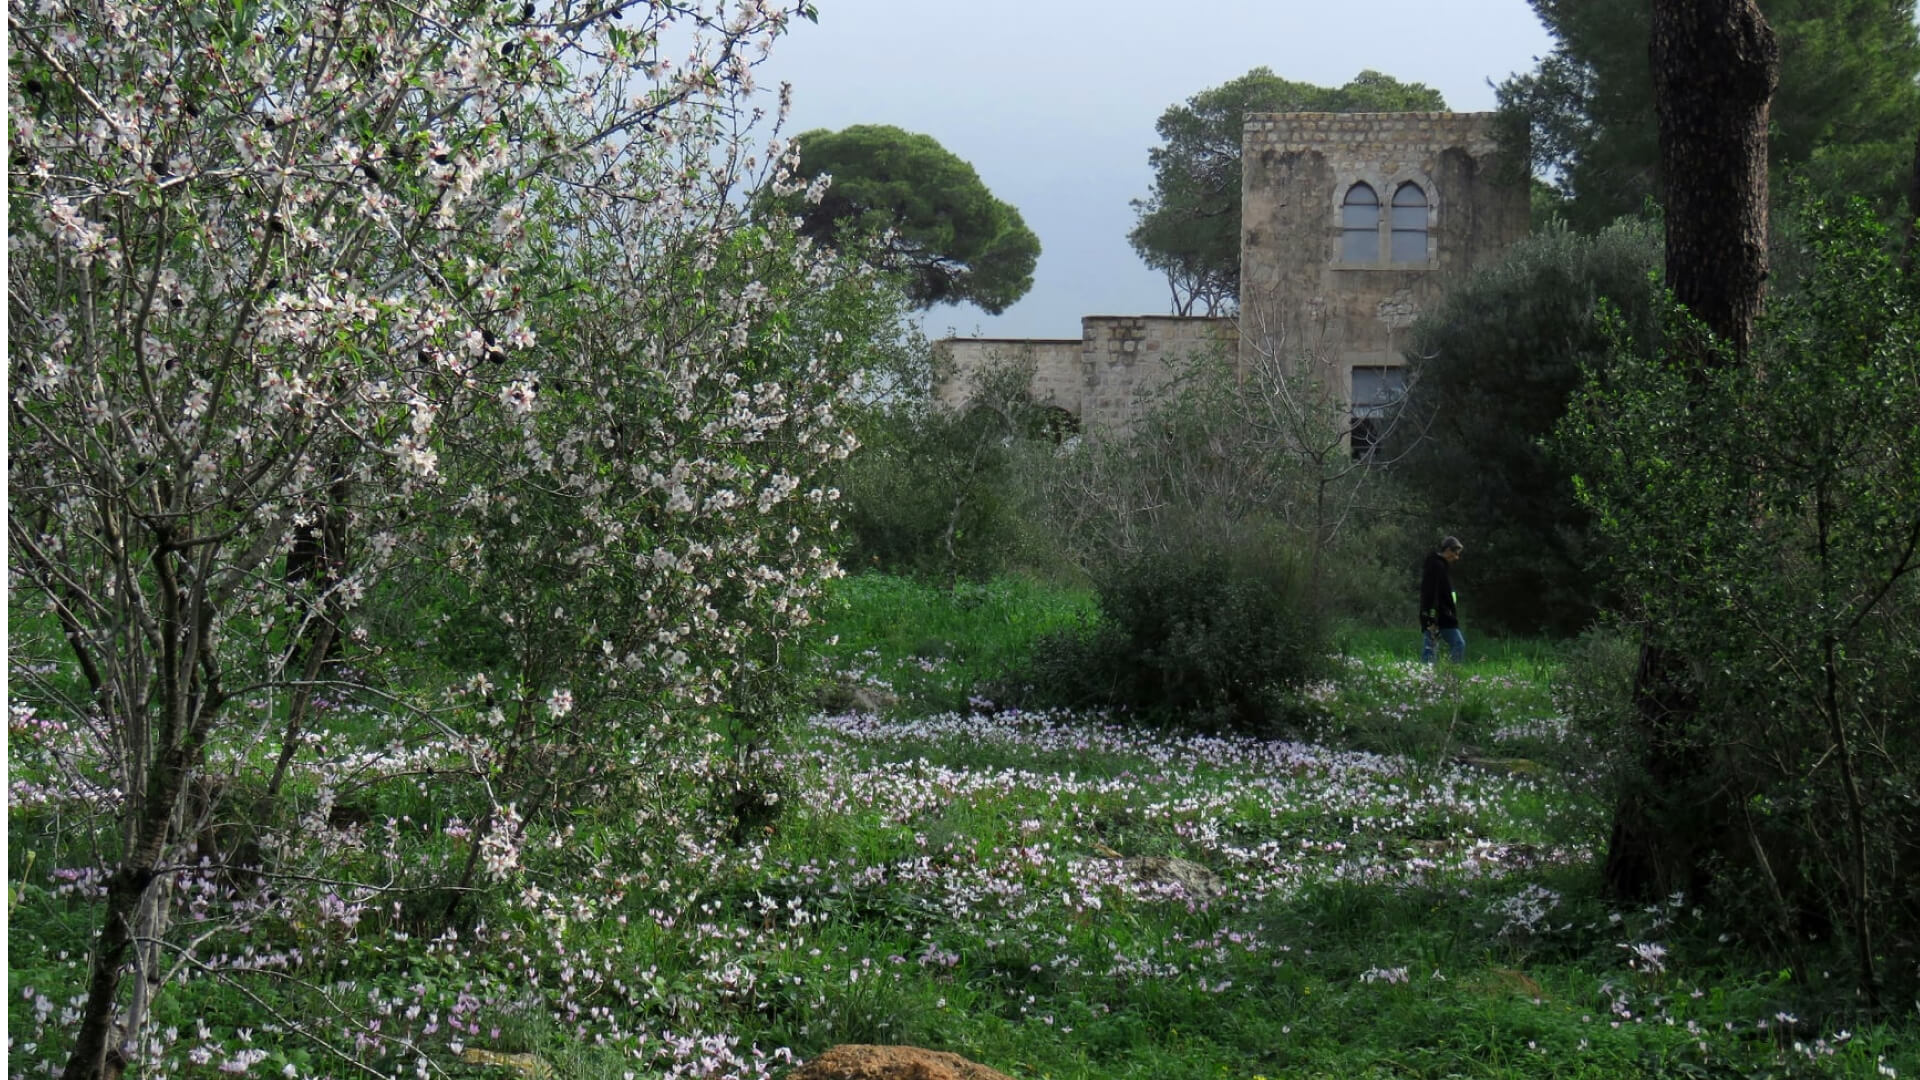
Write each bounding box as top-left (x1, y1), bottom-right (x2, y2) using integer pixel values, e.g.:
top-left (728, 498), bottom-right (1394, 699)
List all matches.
top-left (8, 574), bottom-right (1912, 1079)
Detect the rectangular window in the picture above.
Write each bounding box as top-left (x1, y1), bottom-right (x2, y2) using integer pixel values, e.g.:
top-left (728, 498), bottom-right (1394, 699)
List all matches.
top-left (1350, 365), bottom-right (1407, 459)
top-left (1343, 225), bottom-right (1380, 263)
top-left (1389, 225), bottom-right (1428, 264)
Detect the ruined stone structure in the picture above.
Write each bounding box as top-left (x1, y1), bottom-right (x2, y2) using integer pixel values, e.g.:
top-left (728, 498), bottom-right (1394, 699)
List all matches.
top-left (936, 316), bottom-right (1234, 433)
top-left (1238, 112), bottom-right (1528, 448)
top-left (937, 111), bottom-right (1528, 439)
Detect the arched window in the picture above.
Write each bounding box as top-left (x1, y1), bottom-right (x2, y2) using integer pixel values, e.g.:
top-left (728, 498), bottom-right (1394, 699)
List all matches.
top-left (1341, 183), bottom-right (1381, 263)
top-left (1390, 182), bottom-right (1429, 264)
top-left (1038, 404), bottom-right (1081, 445)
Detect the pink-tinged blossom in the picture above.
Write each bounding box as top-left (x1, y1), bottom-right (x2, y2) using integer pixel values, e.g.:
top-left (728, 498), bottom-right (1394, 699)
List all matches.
top-left (1359, 966), bottom-right (1410, 985)
top-left (1621, 941), bottom-right (1669, 975)
top-left (12, 0), bottom-right (882, 1070)
top-left (480, 805), bottom-right (525, 882)
top-left (500, 381), bottom-right (537, 416)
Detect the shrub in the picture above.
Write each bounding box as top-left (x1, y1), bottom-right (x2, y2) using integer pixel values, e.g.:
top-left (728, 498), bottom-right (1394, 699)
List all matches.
top-left (1559, 194), bottom-right (1920, 1004)
top-left (1012, 520), bottom-right (1329, 732)
top-left (1393, 218), bottom-right (1662, 636)
top-left (835, 346), bottom-right (1060, 581)
top-left (1548, 627), bottom-right (1639, 753)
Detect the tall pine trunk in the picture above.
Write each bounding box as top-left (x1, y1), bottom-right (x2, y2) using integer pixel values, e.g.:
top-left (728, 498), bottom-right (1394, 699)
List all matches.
top-left (1602, 0), bottom-right (1778, 902)
top-left (1650, 0), bottom-right (1778, 362)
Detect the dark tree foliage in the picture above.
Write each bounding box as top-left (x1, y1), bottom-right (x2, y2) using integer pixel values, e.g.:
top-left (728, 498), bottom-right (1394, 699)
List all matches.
top-left (1130, 69), bottom-right (1446, 315)
top-left (1393, 220), bottom-right (1662, 637)
top-left (1501, 0), bottom-right (1920, 231)
top-left (1562, 194), bottom-right (1920, 1007)
top-left (1906, 124), bottom-right (1920, 269)
top-left (771, 125), bottom-right (1040, 315)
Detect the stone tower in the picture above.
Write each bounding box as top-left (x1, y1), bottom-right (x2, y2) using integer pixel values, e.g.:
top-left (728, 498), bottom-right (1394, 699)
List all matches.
top-left (1237, 112), bottom-right (1528, 450)
top-left (937, 112), bottom-right (1528, 438)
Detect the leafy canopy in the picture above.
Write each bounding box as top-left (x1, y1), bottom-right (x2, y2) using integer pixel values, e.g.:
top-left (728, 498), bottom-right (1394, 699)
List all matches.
top-left (1558, 196), bottom-right (1920, 998)
top-left (773, 124), bottom-right (1040, 315)
top-left (1393, 219), bottom-right (1662, 636)
top-left (1130, 68), bottom-right (1446, 316)
top-left (1500, 0), bottom-right (1920, 230)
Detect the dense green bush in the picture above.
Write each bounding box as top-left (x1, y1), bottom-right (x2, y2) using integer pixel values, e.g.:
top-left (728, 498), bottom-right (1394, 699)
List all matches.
top-left (1011, 521), bottom-right (1329, 732)
top-left (1560, 195), bottom-right (1920, 1005)
top-left (1547, 627), bottom-right (1639, 754)
top-left (835, 346), bottom-right (1062, 581)
top-left (1393, 218), bottom-right (1662, 637)
top-left (1322, 517), bottom-right (1427, 630)
top-left (1028, 340), bottom-right (1428, 629)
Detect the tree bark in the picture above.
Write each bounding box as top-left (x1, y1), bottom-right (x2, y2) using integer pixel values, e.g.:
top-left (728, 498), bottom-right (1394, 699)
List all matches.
top-left (1649, 0), bottom-right (1779, 361)
top-left (1604, 0), bottom-right (1779, 902)
top-left (63, 528), bottom-right (227, 1080)
top-left (62, 740), bottom-right (193, 1080)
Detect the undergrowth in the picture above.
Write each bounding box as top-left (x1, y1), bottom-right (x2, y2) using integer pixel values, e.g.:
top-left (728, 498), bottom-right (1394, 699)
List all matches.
top-left (9, 574), bottom-right (1914, 1080)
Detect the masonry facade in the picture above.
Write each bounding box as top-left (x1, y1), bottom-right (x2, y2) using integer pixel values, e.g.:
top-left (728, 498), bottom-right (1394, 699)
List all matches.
top-left (936, 316), bottom-right (1235, 433)
top-left (937, 111), bottom-right (1527, 437)
top-left (1237, 112), bottom-right (1528, 448)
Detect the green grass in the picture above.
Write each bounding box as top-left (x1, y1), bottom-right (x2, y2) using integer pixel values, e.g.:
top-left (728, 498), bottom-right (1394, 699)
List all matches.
top-left (9, 572), bottom-right (1914, 1080)
top-left (1334, 623), bottom-right (1567, 673)
top-left (811, 572), bottom-right (1096, 713)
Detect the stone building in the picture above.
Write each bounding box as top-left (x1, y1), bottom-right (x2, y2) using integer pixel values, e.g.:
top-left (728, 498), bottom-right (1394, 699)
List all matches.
top-left (934, 316), bottom-right (1234, 434)
top-left (936, 111), bottom-right (1528, 441)
top-left (1237, 112), bottom-right (1528, 451)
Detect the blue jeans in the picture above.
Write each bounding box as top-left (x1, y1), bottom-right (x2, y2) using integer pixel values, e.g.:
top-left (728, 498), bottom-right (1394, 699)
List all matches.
top-left (1422, 627), bottom-right (1465, 664)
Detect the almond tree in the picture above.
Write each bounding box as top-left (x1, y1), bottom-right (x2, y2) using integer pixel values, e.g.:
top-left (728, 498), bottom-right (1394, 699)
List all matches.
top-left (4, 2), bottom-right (857, 1076)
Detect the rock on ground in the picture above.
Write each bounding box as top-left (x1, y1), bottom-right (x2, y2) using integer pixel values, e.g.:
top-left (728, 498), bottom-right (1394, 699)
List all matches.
top-left (786, 1045), bottom-right (1016, 1080)
top-left (1121, 855), bottom-right (1227, 898)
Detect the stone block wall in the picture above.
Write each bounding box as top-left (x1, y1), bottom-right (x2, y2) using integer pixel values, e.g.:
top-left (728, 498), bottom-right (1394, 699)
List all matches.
top-left (1238, 112), bottom-right (1528, 406)
top-left (937, 317), bottom-right (1235, 433)
top-left (936, 112), bottom-right (1526, 435)
top-left (934, 337), bottom-right (1083, 412)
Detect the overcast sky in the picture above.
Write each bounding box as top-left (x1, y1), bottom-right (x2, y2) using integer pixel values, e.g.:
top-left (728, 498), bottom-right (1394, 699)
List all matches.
top-left (755, 0), bottom-right (1556, 339)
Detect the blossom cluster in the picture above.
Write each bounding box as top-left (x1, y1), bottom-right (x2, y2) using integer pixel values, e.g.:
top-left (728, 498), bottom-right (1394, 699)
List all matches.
top-left (8, 0), bottom-right (884, 1073)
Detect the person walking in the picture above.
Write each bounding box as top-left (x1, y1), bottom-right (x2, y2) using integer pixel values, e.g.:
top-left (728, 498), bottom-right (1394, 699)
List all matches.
top-left (1420, 536), bottom-right (1465, 663)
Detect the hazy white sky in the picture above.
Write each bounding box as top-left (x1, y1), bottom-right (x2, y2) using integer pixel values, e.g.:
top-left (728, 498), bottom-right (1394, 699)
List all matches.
top-left (756, 0), bottom-right (1555, 339)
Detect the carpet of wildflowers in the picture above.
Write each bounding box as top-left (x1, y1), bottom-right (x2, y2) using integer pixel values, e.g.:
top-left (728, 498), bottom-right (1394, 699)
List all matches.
top-left (9, 596), bottom-right (1916, 1079)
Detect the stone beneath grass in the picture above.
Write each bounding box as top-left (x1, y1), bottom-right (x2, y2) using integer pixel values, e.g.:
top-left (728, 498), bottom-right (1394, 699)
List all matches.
top-left (1458, 756), bottom-right (1545, 775)
top-left (458, 1049), bottom-right (555, 1080)
top-left (1118, 855), bottom-right (1227, 899)
top-left (812, 677), bottom-right (902, 715)
top-left (1088, 842), bottom-right (1228, 899)
top-left (852, 685), bottom-right (902, 713)
top-left (788, 1044), bottom-right (1015, 1080)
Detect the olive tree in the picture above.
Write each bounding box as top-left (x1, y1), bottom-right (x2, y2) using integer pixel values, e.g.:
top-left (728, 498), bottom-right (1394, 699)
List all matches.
top-left (1561, 195), bottom-right (1920, 1004)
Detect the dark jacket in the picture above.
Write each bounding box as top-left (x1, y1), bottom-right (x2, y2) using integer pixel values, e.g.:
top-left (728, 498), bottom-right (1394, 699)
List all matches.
top-left (1420, 551), bottom-right (1459, 631)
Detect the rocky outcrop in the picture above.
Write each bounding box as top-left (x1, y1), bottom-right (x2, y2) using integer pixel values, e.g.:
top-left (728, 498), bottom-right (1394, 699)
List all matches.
top-left (458, 1049), bottom-right (555, 1080)
top-left (1115, 855), bottom-right (1227, 898)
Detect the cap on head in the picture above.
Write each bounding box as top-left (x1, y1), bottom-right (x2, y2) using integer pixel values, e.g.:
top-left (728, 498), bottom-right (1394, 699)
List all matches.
top-left (1439, 535), bottom-right (1463, 553)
